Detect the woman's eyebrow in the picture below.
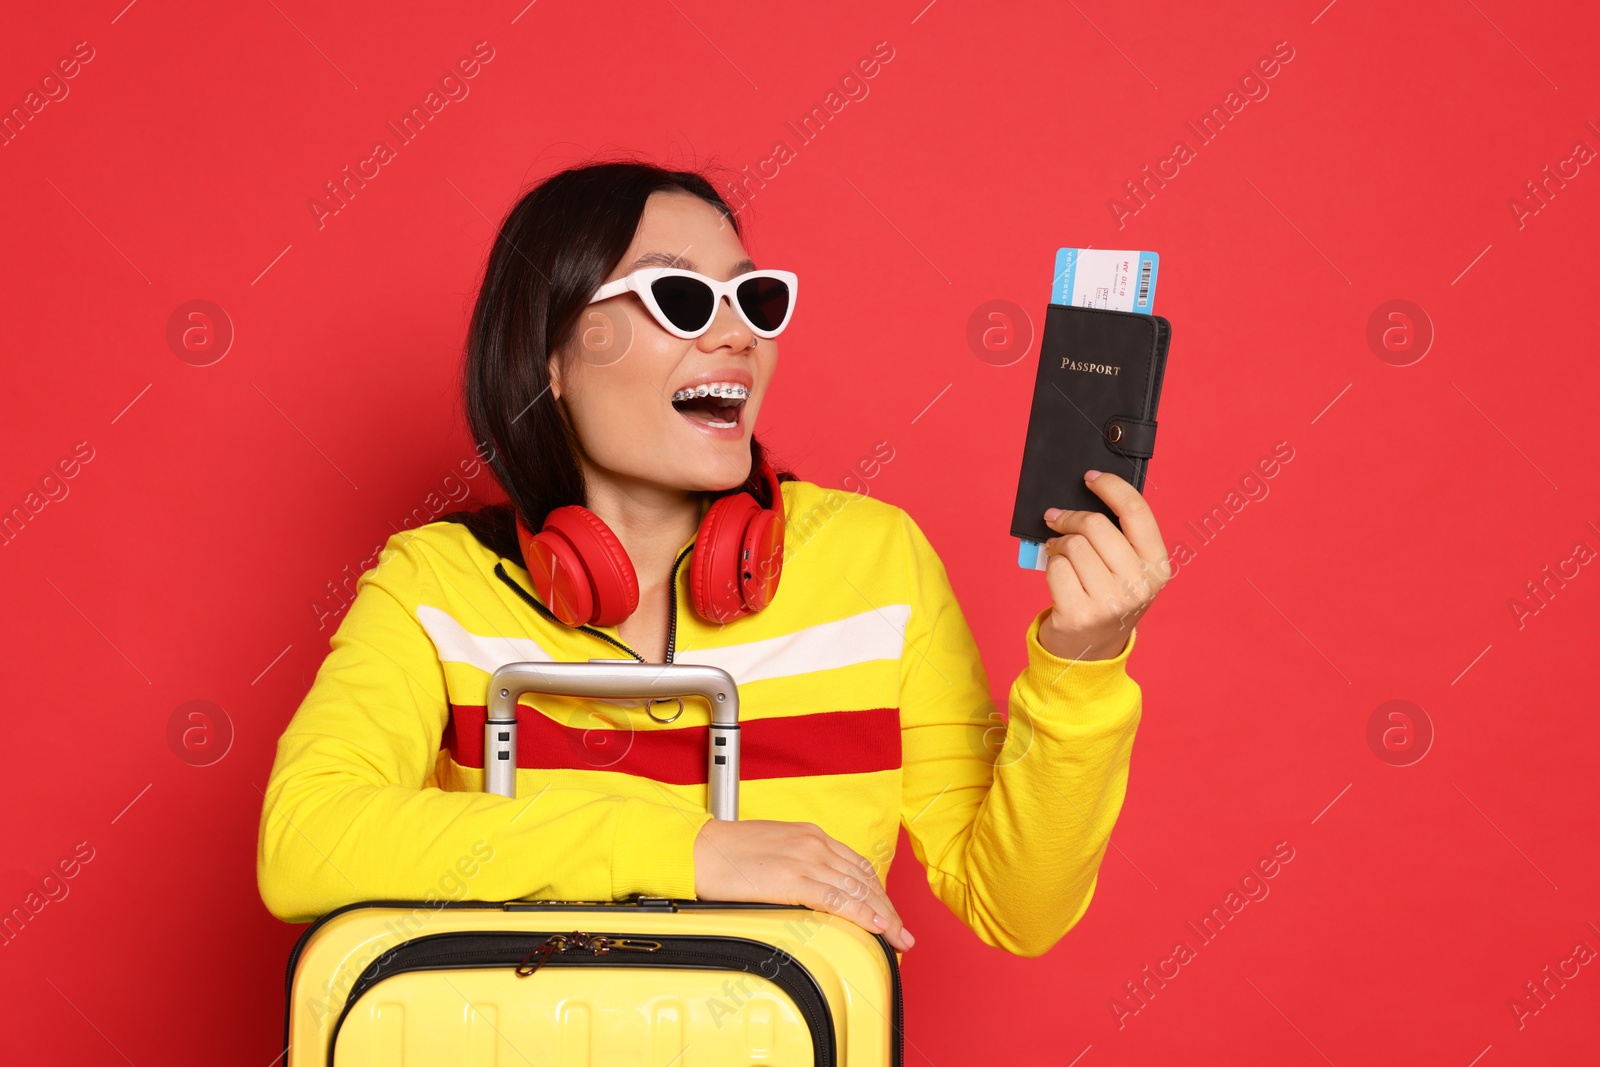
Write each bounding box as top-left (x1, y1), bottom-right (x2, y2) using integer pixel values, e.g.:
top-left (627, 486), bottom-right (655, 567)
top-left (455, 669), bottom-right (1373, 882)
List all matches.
top-left (629, 250), bottom-right (759, 276)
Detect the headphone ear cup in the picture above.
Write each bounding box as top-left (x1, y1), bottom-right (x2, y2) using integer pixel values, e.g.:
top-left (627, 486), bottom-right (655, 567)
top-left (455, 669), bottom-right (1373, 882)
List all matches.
top-left (519, 522), bottom-right (593, 627)
top-left (691, 492), bottom-right (760, 624)
top-left (739, 507), bottom-right (784, 612)
top-left (534, 507), bottom-right (640, 626)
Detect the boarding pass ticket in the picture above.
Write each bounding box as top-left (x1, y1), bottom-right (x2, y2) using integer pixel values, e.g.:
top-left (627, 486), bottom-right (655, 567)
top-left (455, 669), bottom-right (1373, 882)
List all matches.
top-left (1051, 247), bottom-right (1159, 313)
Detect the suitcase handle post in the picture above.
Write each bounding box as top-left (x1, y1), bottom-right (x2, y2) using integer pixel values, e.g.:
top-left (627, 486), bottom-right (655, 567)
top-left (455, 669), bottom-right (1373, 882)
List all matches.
top-left (484, 659), bottom-right (741, 820)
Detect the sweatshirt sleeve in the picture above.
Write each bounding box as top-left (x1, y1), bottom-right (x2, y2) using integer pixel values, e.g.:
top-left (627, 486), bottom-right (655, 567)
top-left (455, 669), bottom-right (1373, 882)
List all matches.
top-left (255, 534), bottom-right (713, 925)
top-left (895, 511), bottom-right (1142, 957)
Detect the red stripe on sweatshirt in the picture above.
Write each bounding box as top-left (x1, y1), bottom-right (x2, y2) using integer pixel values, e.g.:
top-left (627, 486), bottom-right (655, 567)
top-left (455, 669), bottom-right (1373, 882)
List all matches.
top-left (442, 704), bottom-right (902, 783)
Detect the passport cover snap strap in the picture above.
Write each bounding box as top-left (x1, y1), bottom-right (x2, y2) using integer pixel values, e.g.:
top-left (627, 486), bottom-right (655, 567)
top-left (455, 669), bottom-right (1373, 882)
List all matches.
top-left (1103, 415), bottom-right (1158, 460)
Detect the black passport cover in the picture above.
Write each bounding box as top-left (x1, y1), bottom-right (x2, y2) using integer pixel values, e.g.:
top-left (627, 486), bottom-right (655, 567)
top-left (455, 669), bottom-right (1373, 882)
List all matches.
top-left (1009, 304), bottom-right (1172, 542)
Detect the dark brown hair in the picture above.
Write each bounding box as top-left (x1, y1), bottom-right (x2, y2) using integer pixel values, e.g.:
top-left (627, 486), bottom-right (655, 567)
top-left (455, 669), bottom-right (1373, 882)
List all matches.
top-left (442, 157), bottom-right (793, 560)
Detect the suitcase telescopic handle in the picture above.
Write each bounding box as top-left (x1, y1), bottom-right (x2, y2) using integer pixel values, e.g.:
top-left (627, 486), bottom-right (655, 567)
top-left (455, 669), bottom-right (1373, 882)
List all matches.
top-left (484, 659), bottom-right (741, 820)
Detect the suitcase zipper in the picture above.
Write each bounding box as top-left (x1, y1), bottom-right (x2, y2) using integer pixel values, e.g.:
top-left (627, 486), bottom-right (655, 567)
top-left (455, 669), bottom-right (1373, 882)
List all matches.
top-left (514, 930), bottom-right (664, 975)
top-left (328, 929), bottom-right (839, 1066)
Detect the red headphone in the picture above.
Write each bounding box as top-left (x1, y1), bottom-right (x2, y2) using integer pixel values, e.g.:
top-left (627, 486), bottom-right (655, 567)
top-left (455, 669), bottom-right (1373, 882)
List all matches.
top-left (515, 460), bottom-right (786, 627)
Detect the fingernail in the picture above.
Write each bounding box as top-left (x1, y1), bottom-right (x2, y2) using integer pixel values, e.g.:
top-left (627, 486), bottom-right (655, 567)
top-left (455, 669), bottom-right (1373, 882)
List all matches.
top-left (903, 930), bottom-right (916, 947)
top-left (1085, 470), bottom-right (1102, 482)
top-left (1043, 507), bottom-right (1062, 521)
top-left (872, 914), bottom-right (888, 929)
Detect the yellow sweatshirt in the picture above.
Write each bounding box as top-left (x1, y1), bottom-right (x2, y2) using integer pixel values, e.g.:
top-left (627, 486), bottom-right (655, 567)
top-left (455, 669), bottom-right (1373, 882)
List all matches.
top-left (256, 478), bottom-right (1142, 957)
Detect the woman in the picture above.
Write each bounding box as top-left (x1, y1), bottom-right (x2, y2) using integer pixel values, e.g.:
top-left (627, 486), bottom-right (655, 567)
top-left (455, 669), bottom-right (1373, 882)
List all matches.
top-left (256, 160), bottom-right (1169, 959)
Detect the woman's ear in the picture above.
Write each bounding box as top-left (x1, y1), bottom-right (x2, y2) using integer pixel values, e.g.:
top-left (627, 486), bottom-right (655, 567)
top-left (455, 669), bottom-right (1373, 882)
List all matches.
top-left (546, 354), bottom-right (562, 401)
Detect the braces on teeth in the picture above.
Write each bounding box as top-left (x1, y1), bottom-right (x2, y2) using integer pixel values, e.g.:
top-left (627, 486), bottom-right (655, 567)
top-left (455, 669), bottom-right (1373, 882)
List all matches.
top-left (671, 382), bottom-right (750, 403)
top-left (671, 382), bottom-right (748, 429)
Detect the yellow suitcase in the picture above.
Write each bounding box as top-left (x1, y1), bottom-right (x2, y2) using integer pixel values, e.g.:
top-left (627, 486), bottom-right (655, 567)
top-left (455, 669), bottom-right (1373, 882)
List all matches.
top-left (281, 660), bottom-right (905, 1065)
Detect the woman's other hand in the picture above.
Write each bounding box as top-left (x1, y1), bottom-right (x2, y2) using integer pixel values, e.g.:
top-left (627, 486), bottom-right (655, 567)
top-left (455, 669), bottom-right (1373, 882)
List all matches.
top-left (693, 818), bottom-right (914, 952)
top-left (1039, 469), bottom-right (1172, 661)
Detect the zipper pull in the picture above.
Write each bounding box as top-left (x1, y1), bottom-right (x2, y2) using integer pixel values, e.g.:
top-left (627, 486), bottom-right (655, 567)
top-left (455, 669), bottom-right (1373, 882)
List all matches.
top-left (515, 931), bottom-right (663, 976)
top-left (515, 933), bottom-right (569, 977)
top-left (589, 936), bottom-right (663, 955)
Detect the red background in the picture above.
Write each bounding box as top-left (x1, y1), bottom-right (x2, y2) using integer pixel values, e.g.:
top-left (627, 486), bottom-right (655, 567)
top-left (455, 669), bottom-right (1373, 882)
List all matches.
top-left (3, 0), bottom-right (1597, 1062)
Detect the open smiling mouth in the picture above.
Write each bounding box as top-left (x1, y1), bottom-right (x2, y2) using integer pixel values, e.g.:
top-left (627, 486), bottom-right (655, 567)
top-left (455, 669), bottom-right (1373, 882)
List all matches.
top-left (670, 382), bottom-right (749, 431)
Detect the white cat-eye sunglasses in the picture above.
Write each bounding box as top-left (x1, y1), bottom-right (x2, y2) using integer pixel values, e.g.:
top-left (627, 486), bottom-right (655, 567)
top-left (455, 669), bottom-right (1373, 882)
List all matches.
top-left (587, 267), bottom-right (798, 340)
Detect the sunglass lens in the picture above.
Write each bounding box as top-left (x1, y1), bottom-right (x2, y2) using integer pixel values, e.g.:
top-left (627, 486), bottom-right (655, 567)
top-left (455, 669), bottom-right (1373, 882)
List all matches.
top-left (737, 276), bottom-right (791, 333)
top-left (650, 275), bottom-right (716, 333)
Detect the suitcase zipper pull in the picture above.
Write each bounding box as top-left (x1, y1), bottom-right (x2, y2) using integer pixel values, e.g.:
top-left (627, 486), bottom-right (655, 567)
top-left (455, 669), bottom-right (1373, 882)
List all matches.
top-left (515, 933), bottom-right (569, 977)
top-left (589, 936), bottom-right (664, 955)
top-left (515, 932), bottom-right (663, 977)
